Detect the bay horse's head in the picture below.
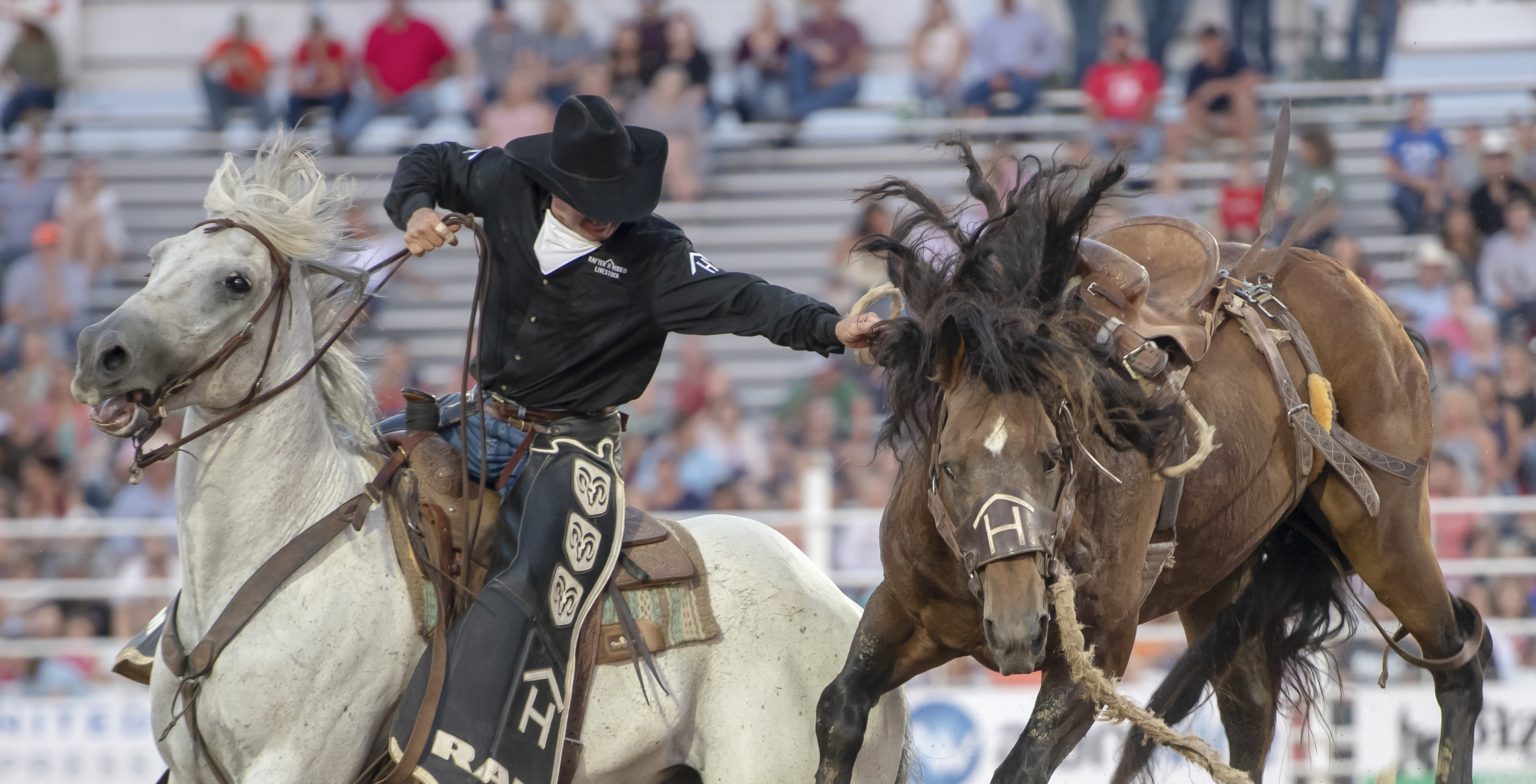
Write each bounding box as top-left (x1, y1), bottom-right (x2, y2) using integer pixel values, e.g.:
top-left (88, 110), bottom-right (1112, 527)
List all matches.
top-left (864, 141), bottom-right (1184, 674)
top-left (72, 135), bottom-right (375, 447)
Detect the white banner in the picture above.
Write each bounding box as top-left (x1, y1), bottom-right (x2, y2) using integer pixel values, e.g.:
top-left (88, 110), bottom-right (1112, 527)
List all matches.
top-left (1351, 682), bottom-right (1536, 782)
top-left (0, 688), bottom-right (161, 784)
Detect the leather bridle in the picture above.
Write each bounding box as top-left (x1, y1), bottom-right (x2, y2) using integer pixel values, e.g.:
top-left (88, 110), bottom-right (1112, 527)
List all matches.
top-left (926, 399), bottom-right (1078, 596)
top-left (124, 214), bottom-right (479, 480)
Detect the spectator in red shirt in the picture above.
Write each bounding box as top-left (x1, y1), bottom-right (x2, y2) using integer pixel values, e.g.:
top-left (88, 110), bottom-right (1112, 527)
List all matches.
top-left (286, 15), bottom-right (350, 128)
top-left (198, 13), bottom-right (274, 131)
top-left (1082, 23), bottom-right (1164, 164)
top-left (787, 0), bottom-right (867, 123)
top-left (332, 0), bottom-right (453, 154)
top-left (1218, 159), bottom-right (1264, 241)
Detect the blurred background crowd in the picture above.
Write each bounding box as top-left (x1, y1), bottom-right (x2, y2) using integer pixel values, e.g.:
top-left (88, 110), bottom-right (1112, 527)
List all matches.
top-left (2, 0), bottom-right (1536, 695)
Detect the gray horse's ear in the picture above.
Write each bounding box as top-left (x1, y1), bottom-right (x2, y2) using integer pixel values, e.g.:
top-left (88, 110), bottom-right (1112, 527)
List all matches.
top-left (204, 153), bottom-right (243, 216)
top-left (936, 316), bottom-right (967, 389)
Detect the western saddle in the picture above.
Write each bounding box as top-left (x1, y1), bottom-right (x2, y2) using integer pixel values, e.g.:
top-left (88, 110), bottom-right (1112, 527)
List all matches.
top-left (1075, 215), bottom-right (1225, 378)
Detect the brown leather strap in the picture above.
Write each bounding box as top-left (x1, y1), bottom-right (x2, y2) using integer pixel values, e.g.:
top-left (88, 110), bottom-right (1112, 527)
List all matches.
top-left (495, 429), bottom-right (537, 492)
top-left (157, 454), bottom-right (410, 780)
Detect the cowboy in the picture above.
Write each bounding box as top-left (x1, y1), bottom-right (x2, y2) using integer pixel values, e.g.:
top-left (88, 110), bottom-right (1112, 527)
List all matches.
top-left (380, 94), bottom-right (879, 784)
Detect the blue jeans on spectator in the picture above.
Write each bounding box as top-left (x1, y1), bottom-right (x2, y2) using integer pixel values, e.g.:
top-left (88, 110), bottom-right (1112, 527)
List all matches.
top-left (332, 86), bottom-right (438, 150)
top-left (1230, 0), bottom-right (1273, 74)
top-left (1141, 0), bottom-right (1189, 69)
top-left (286, 92), bottom-right (350, 128)
top-left (199, 71), bottom-right (274, 131)
top-left (1068, 0), bottom-right (1108, 82)
top-left (787, 48), bottom-right (860, 122)
top-left (376, 391), bottom-right (529, 499)
top-left (735, 64), bottom-right (790, 123)
top-left (2, 83), bottom-right (56, 133)
top-left (1089, 120), bottom-right (1164, 165)
top-left (964, 72), bottom-right (1040, 117)
top-left (1392, 187), bottom-right (1439, 234)
top-left (1347, 0), bottom-right (1399, 78)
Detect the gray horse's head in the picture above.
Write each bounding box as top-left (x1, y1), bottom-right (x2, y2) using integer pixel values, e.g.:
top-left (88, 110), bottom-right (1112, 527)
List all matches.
top-left (72, 135), bottom-right (374, 443)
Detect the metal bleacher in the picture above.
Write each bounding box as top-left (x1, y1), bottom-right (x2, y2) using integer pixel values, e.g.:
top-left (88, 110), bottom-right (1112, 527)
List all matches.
top-left (63, 71), bottom-right (1534, 410)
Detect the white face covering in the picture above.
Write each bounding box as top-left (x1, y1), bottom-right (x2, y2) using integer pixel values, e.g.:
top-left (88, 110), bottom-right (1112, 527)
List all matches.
top-left (532, 210), bottom-right (600, 274)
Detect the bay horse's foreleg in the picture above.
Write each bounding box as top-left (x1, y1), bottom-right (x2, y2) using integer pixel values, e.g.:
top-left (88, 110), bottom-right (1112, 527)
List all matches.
top-left (1179, 568), bottom-right (1279, 781)
top-left (1315, 482), bottom-right (1485, 784)
top-left (815, 581), bottom-right (958, 784)
top-left (993, 621), bottom-right (1137, 784)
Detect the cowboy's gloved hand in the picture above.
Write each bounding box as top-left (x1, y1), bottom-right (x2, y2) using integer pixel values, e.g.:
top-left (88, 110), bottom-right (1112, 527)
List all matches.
top-left (405, 208), bottom-right (461, 256)
top-left (836, 312), bottom-right (882, 349)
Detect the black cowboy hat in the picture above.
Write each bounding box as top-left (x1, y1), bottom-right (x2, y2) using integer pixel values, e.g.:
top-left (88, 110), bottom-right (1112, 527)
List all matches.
top-left (505, 95), bottom-right (668, 224)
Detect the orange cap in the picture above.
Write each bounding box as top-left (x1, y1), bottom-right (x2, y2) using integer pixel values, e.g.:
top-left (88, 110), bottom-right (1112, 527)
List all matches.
top-left (31, 221), bottom-right (61, 248)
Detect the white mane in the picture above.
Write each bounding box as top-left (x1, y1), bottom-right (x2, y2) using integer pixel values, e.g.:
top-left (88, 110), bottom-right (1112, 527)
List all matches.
top-left (203, 134), bottom-right (379, 448)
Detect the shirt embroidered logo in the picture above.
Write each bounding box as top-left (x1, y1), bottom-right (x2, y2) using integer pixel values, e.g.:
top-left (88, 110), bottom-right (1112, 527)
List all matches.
top-left (589, 257), bottom-right (628, 279)
top-left (689, 252), bottom-right (719, 276)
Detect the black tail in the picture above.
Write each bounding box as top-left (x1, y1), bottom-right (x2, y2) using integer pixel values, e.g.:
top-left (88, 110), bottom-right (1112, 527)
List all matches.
top-left (1110, 520), bottom-right (1356, 784)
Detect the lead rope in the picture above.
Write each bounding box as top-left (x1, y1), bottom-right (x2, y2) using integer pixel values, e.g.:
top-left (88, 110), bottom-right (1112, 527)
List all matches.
top-left (1049, 564), bottom-right (1253, 784)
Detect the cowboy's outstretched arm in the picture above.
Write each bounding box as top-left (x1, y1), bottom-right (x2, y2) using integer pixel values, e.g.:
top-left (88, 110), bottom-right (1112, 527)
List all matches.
top-left (650, 243), bottom-right (879, 353)
top-left (386, 142), bottom-right (511, 255)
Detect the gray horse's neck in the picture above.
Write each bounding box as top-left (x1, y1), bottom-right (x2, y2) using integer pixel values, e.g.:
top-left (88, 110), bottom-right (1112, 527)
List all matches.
top-left (171, 331), bottom-right (373, 637)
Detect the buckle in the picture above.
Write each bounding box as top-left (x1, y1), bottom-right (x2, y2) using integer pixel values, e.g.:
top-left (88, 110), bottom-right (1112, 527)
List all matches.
top-left (1121, 341), bottom-right (1162, 378)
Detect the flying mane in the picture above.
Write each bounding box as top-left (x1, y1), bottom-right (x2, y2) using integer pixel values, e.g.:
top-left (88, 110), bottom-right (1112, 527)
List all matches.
top-left (862, 139), bottom-right (1184, 465)
top-left (201, 134), bottom-right (378, 448)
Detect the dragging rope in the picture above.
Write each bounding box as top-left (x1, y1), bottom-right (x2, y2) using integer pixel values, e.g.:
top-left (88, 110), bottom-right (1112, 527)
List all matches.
top-left (849, 282), bottom-right (904, 366)
top-left (1050, 565), bottom-right (1252, 784)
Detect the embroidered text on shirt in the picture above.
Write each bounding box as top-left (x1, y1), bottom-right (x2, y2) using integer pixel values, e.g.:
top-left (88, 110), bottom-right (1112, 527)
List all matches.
top-left (589, 257), bottom-right (628, 279)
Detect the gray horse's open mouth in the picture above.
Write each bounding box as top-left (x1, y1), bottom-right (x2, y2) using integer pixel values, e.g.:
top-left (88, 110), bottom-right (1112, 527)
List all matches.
top-left (90, 390), bottom-right (155, 438)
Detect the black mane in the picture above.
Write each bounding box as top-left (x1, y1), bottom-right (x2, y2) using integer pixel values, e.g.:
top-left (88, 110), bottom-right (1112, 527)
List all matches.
top-left (862, 138), bottom-right (1184, 465)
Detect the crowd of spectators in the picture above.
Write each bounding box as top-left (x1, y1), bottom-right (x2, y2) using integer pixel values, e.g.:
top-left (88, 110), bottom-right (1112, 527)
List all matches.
top-left (6, 1), bottom-right (1536, 688)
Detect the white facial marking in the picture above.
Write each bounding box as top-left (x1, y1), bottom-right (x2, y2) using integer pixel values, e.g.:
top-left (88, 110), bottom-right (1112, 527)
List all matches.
top-left (984, 415), bottom-right (1008, 456)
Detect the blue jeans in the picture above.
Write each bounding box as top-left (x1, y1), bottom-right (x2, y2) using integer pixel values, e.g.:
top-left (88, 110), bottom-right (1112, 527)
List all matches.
top-left (1230, 0), bottom-right (1274, 74)
top-left (286, 92), bottom-right (350, 128)
top-left (2, 83), bottom-right (56, 133)
top-left (1141, 0), bottom-right (1190, 69)
top-left (1068, 0), bottom-right (1108, 83)
top-left (376, 392), bottom-right (529, 499)
top-left (199, 71), bottom-right (274, 131)
top-left (1347, 0), bottom-right (1399, 78)
top-left (964, 72), bottom-right (1040, 117)
top-left (787, 48), bottom-right (860, 121)
top-left (332, 86), bottom-right (438, 148)
top-left (1392, 187), bottom-right (1437, 234)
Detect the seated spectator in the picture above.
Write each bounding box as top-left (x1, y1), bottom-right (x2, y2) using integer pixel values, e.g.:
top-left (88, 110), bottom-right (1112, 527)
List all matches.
top-left (1082, 23), bottom-right (1163, 165)
top-left (609, 24), bottom-right (648, 114)
top-left (1174, 25), bottom-right (1258, 160)
top-left (1, 18), bottom-right (61, 136)
top-left (1326, 234), bottom-right (1380, 289)
top-left (1216, 159), bottom-right (1264, 241)
top-left (1478, 197), bottom-right (1536, 334)
top-left (1441, 204), bottom-right (1482, 278)
top-left (830, 202), bottom-right (894, 294)
top-left (1436, 383), bottom-right (1502, 496)
top-left (787, 0), bottom-right (867, 122)
top-left (660, 14), bottom-right (713, 115)
top-left (286, 15), bottom-right (351, 128)
top-left (627, 65), bottom-right (704, 202)
top-left (1428, 281), bottom-right (1494, 356)
top-left (478, 70), bottom-right (555, 147)
top-left (198, 13), bottom-right (274, 131)
top-left (1455, 314), bottom-right (1503, 383)
top-left (54, 159), bottom-right (126, 278)
top-left (733, 0), bottom-right (792, 123)
top-left (1384, 94), bottom-right (1451, 234)
top-left (1130, 163), bottom-right (1200, 223)
top-left (963, 0), bottom-right (1061, 118)
top-left (1453, 122), bottom-right (1483, 196)
top-left (910, 0), bottom-right (967, 117)
top-left (1282, 126), bottom-right (1346, 250)
top-left (106, 454), bottom-right (175, 522)
top-left (1468, 132), bottom-right (1534, 237)
top-left (1, 222), bottom-right (90, 365)
top-left (535, 0), bottom-right (598, 104)
top-left (0, 138), bottom-right (58, 268)
top-left (1517, 115), bottom-right (1536, 184)
top-left (1385, 240), bottom-right (1456, 333)
top-left (635, 0), bottom-right (670, 80)
top-left (332, 0), bottom-right (453, 155)
top-left (467, 0), bottom-right (536, 108)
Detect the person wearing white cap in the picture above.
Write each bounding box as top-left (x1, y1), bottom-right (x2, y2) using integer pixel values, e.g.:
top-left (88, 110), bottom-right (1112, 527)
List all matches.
top-left (1384, 239), bottom-right (1456, 332)
top-left (1469, 130), bottom-right (1535, 236)
top-left (1478, 196), bottom-right (1536, 329)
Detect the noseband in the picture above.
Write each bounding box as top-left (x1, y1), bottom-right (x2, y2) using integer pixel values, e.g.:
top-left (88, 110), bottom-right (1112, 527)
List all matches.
top-left (927, 403), bottom-right (1079, 596)
top-left (123, 216), bottom-right (471, 479)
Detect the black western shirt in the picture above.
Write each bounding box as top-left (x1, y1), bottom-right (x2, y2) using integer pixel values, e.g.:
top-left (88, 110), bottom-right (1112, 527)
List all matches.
top-left (384, 142), bottom-right (845, 413)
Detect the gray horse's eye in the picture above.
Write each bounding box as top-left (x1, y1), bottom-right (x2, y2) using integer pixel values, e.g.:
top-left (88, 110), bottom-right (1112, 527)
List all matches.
top-left (224, 272), bottom-right (251, 295)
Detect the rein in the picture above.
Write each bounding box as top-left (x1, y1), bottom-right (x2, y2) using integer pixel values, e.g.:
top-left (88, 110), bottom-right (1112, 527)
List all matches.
top-left (126, 214), bottom-right (479, 479)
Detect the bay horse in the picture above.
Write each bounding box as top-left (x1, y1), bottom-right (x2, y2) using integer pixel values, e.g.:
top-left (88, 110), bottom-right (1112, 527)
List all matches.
top-left (813, 140), bottom-right (1488, 784)
top-left (70, 137), bottom-right (908, 783)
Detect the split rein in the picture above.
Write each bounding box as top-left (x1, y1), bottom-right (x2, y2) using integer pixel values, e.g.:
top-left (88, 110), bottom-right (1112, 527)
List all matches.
top-left (126, 213), bottom-right (487, 480)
